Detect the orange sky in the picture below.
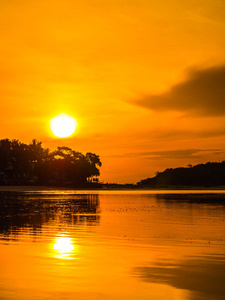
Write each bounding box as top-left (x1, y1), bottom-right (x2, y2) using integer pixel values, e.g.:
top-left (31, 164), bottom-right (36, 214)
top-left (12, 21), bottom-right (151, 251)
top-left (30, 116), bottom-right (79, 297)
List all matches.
top-left (1, 0), bottom-right (225, 183)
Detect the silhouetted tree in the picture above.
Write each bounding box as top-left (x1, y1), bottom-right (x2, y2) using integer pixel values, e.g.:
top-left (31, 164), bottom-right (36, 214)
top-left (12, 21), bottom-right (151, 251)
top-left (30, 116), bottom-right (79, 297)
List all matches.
top-left (0, 139), bottom-right (102, 186)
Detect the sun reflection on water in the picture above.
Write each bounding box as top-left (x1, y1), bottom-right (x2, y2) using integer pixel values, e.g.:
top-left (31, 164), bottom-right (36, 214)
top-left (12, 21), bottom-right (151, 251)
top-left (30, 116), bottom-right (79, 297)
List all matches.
top-left (53, 235), bottom-right (75, 259)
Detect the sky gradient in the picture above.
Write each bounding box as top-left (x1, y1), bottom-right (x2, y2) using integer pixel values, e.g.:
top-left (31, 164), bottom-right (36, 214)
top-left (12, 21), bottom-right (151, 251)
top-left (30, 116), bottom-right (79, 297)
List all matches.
top-left (1, 0), bottom-right (225, 183)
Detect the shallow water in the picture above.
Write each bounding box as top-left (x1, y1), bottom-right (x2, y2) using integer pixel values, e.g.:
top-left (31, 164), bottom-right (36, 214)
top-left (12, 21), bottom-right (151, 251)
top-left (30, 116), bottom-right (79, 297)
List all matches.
top-left (0, 190), bottom-right (225, 300)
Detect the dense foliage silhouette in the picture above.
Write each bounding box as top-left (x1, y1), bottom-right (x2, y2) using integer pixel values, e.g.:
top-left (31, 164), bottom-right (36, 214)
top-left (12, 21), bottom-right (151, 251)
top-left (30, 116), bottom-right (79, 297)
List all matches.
top-left (138, 161), bottom-right (225, 187)
top-left (0, 139), bottom-right (101, 186)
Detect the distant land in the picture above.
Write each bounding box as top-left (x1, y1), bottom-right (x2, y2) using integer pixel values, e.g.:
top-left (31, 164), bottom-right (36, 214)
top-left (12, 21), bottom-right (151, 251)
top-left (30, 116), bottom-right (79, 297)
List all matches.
top-left (137, 161), bottom-right (225, 188)
top-left (1, 139), bottom-right (225, 189)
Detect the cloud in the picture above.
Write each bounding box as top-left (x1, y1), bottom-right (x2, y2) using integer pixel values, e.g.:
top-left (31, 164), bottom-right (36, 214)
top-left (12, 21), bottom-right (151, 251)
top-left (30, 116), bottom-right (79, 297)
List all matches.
top-left (134, 149), bottom-right (204, 159)
top-left (106, 149), bottom-right (223, 159)
top-left (134, 65), bottom-right (225, 116)
top-left (153, 128), bottom-right (225, 139)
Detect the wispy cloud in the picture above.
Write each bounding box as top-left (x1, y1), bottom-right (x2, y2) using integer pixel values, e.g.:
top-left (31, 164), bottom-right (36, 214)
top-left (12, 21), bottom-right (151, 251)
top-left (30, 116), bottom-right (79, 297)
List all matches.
top-left (131, 128), bottom-right (225, 140)
top-left (107, 149), bottom-right (223, 159)
top-left (133, 65), bottom-right (225, 116)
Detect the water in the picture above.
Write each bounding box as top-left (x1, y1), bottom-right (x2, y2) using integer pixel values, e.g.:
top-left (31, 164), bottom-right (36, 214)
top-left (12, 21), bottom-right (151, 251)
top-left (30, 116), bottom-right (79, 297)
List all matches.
top-left (0, 189), bottom-right (225, 300)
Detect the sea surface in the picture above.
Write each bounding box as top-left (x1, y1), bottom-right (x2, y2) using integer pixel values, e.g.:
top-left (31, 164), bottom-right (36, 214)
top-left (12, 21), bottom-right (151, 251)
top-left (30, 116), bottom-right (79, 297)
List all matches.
top-left (0, 189), bottom-right (225, 300)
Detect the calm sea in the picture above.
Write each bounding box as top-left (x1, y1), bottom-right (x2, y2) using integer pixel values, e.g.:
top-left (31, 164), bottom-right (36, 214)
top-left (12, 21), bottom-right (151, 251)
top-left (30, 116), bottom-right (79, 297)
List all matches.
top-left (0, 189), bottom-right (225, 300)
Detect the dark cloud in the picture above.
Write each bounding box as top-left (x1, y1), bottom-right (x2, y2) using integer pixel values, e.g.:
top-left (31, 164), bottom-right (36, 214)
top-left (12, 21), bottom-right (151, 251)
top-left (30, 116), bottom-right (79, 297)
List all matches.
top-left (133, 255), bottom-right (225, 299)
top-left (153, 128), bottom-right (225, 139)
top-left (134, 65), bottom-right (225, 116)
top-left (123, 128), bottom-right (225, 143)
top-left (107, 149), bottom-right (223, 159)
top-left (135, 149), bottom-right (204, 159)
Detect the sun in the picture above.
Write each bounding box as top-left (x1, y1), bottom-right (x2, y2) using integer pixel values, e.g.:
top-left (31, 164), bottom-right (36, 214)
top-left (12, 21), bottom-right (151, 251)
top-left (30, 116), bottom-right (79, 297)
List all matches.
top-left (50, 113), bottom-right (78, 138)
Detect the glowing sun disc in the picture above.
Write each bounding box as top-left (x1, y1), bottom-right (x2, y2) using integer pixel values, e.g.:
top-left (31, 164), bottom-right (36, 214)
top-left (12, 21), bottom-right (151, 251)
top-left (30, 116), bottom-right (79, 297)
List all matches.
top-left (50, 114), bottom-right (77, 138)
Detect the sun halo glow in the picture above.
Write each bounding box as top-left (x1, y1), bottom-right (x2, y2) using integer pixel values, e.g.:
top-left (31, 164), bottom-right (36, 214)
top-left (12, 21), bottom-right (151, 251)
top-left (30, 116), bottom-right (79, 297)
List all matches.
top-left (50, 113), bottom-right (78, 138)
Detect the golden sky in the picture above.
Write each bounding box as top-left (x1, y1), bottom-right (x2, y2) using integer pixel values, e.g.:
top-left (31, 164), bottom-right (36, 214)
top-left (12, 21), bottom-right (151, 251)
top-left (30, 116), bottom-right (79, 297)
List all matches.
top-left (1, 0), bottom-right (225, 183)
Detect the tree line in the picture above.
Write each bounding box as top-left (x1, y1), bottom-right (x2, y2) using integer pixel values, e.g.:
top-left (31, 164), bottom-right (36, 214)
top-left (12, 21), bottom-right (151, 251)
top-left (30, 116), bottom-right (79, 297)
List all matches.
top-left (0, 139), bottom-right (102, 186)
top-left (137, 161), bottom-right (225, 187)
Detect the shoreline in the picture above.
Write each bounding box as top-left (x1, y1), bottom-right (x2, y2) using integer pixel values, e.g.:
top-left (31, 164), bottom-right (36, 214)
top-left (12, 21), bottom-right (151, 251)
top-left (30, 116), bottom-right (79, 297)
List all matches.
top-left (1, 185), bottom-right (225, 192)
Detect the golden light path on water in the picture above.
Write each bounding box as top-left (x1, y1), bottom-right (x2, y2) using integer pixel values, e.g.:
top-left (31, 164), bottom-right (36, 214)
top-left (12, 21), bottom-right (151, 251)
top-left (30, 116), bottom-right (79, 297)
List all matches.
top-left (53, 234), bottom-right (75, 259)
top-left (0, 191), bottom-right (225, 300)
